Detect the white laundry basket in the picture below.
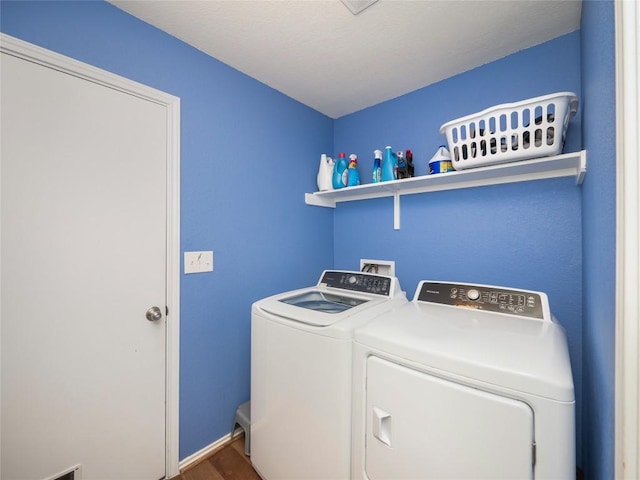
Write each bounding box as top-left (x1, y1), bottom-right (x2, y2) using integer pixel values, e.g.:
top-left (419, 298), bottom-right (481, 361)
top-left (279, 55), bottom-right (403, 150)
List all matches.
top-left (440, 92), bottom-right (579, 170)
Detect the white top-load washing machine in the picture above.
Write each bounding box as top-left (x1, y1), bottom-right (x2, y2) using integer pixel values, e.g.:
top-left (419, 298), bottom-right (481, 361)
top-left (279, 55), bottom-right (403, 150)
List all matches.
top-left (251, 270), bottom-right (407, 480)
top-left (352, 281), bottom-right (575, 480)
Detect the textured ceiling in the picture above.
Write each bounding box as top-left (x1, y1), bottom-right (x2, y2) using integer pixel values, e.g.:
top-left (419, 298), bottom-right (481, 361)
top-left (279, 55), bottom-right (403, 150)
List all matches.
top-left (109, 0), bottom-right (582, 119)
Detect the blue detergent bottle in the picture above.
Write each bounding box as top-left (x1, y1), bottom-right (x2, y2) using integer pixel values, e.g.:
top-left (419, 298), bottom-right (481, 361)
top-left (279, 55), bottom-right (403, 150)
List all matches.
top-left (332, 152), bottom-right (348, 189)
top-left (381, 146), bottom-right (397, 181)
top-left (346, 154), bottom-right (360, 186)
top-left (372, 149), bottom-right (382, 183)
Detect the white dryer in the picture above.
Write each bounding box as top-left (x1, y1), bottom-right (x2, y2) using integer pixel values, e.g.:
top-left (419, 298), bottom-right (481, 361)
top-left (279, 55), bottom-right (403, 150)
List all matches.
top-left (352, 281), bottom-right (575, 480)
top-left (251, 270), bottom-right (406, 480)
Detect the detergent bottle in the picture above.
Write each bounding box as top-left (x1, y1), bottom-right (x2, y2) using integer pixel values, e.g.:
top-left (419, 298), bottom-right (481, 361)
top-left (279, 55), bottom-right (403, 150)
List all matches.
top-left (332, 152), bottom-right (348, 189)
top-left (316, 153), bottom-right (334, 191)
top-left (381, 146), bottom-right (397, 181)
top-left (428, 145), bottom-right (453, 174)
top-left (405, 149), bottom-right (415, 177)
top-left (372, 149), bottom-right (382, 183)
top-left (396, 150), bottom-right (409, 179)
top-left (346, 154), bottom-right (360, 186)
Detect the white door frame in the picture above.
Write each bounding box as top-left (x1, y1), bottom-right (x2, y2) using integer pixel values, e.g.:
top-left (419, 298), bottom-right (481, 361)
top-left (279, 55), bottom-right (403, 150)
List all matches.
top-left (615, 1), bottom-right (640, 478)
top-left (0, 33), bottom-right (181, 478)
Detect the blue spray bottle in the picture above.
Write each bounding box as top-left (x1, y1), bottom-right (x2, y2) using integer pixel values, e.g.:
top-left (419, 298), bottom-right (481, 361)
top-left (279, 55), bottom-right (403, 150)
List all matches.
top-left (346, 154), bottom-right (360, 187)
top-left (332, 152), bottom-right (348, 189)
top-left (372, 149), bottom-right (382, 183)
top-left (381, 146), bottom-right (397, 181)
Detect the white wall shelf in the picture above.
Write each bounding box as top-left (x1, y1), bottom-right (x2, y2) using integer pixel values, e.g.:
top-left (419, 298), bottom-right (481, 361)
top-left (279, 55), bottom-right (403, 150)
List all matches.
top-left (305, 150), bottom-right (586, 230)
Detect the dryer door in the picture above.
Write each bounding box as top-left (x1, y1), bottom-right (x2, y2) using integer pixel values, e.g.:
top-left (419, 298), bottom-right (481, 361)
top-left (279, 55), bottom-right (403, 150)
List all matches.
top-left (365, 356), bottom-right (535, 479)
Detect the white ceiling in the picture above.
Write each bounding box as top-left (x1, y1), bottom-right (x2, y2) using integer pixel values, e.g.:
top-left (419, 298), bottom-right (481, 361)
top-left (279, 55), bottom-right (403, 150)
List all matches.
top-left (108, 0), bottom-right (582, 119)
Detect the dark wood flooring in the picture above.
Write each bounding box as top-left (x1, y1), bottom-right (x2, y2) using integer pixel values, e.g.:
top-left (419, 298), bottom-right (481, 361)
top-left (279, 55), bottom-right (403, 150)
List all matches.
top-left (171, 434), bottom-right (261, 480)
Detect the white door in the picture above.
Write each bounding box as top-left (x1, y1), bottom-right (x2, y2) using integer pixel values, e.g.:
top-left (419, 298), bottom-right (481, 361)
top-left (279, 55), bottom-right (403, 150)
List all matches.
top-left (1, 50), bottom-right (169, 480)
top-left (365, 356), bottom-right (535, 480)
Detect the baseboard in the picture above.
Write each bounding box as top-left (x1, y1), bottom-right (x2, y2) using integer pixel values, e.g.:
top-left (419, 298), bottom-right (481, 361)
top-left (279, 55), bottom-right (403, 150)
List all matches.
top-left (179, 428), bottom-right (243, 471)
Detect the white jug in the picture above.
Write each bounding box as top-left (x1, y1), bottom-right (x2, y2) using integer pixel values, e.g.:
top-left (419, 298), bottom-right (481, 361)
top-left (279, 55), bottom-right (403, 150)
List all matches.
top-left (316, 154), bottom-right (334, 191)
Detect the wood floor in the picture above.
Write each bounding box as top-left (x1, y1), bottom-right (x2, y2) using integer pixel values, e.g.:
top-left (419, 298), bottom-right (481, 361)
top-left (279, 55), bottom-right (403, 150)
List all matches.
top-left (171, 434), bottom-right (261, 480)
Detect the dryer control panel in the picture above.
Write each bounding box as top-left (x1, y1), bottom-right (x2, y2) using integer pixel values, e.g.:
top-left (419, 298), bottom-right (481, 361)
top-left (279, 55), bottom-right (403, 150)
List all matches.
top-left (416, 282), bottom-right (546, 320)
top-left (320, 270), bottom-right (393, 296)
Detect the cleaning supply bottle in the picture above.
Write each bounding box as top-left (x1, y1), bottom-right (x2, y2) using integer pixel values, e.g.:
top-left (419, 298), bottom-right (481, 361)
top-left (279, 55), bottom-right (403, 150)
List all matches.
top-left (381, 146), bottom-right (397, 181)
top-left (332, 152), bottom-right (348, 189)
top-left (316, 153), bottom-right (334, 191)
top-left (405, 149), bottom-right (415, 177)
top-left (346, 154), bottom-right (360, 186)
top-left (428, 145), bottom-right (453, 174)
top-left (396, 150), bottom-right (409, 179)
top-left (372, 149), bottom-right (382, 183)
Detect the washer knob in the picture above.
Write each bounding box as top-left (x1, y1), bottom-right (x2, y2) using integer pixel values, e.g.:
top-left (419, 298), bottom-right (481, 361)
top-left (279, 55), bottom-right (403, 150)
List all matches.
top-left (467, 288), bottom-right (481, 301)
top-left (348, 275), bottom-right (357, 284)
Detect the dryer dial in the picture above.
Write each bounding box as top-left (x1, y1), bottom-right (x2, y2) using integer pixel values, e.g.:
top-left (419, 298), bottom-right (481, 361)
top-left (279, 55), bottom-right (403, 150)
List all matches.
top-left (467, 288), bottom-right (481, 301)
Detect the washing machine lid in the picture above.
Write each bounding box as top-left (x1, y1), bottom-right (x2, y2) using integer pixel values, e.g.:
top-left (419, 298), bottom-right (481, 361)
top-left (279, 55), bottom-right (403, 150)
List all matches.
top-left (355, 282), bottom-right (574, 402)
top-left (278, 290), bottom-right (369, 314)
top-left (255, 270), bottom-right (404, 327)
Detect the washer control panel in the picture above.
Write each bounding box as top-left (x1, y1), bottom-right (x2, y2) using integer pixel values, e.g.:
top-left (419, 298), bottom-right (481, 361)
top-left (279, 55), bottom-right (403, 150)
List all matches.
top-left (416, 281), bottom-right (545, 319)
top-left (320, 271), bottom-right (393, 296)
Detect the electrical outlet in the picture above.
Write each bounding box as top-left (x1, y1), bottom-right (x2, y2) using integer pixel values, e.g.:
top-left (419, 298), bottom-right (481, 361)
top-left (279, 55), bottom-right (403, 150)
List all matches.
top-left (184, 251), bottom-right (214, 274)
top-left (360, 259), bottom-right (395, 276)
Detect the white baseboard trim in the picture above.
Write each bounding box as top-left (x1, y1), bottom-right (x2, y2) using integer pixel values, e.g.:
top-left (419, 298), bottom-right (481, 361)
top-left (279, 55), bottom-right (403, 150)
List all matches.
top-left (178, 428), bottom-right (244, 471)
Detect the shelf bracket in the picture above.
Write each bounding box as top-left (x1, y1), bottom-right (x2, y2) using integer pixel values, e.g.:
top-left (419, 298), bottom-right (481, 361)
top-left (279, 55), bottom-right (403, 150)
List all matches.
top-left (393, 192), bottom-right (400, 230)
top-left (576, 150), bottom-right (587, 184)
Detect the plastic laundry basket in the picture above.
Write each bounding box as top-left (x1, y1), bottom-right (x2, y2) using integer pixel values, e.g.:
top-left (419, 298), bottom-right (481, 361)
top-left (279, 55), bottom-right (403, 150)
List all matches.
top-left (440, 92), bottom-right (579, 170)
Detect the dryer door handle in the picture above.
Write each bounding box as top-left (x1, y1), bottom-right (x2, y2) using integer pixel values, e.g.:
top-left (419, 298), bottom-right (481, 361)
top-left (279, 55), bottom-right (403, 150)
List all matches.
top-left (372, 407), bottom-right (392, 447)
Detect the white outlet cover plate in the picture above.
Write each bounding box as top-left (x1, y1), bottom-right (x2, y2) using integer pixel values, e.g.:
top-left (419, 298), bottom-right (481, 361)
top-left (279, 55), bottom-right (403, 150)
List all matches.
top-left (184, 251), bottom-right (214, 274)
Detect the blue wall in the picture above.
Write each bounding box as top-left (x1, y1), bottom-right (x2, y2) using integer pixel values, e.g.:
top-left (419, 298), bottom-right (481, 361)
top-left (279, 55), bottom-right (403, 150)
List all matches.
top-left (333, 32), bottom-right (585, 468)
top-left (0, 0), bottom-right (334, 459)
top-left (580, 1), bottom-right (616, 479)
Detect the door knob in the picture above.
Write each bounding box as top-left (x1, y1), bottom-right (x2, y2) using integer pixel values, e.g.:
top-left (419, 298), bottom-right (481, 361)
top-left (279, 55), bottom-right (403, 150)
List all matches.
top-left (145, 306), bottom-right (163, 322)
